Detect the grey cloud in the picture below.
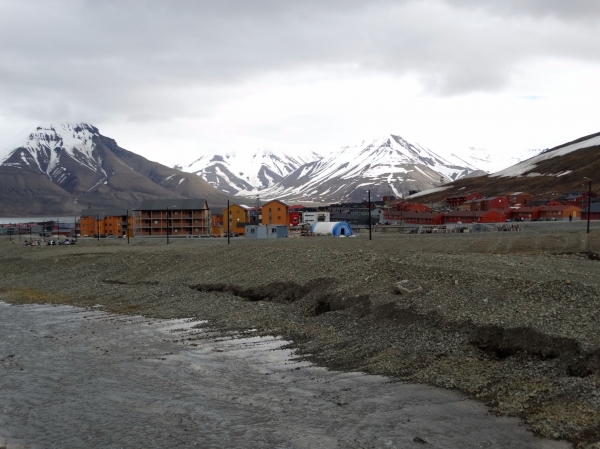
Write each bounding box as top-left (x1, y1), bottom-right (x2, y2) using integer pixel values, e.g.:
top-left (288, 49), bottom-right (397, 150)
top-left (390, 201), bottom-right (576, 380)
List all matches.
top-left (0, 0), bottom-right (599, 124)
top-left (445, 0), bottom-right (600, 20)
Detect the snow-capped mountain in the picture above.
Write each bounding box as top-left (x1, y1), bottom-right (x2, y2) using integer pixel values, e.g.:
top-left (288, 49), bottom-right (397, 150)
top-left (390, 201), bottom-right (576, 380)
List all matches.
top-left (0, 124), bottom-right (230, 216)
top-left (177, 149), bottom-right (323, 194)
top-left (235, 135), bottom-right (486, 203)
top-left (1, 124), bottom-right (107, 189)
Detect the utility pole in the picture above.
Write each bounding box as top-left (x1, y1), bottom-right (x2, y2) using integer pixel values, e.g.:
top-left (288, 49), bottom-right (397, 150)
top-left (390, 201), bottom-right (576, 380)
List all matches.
top-left (227, 200), bottom-right (230, 244)
top-left (586, 178), bottom-right (592, 234)
top-left (368, 190), bottom-right (372, 241)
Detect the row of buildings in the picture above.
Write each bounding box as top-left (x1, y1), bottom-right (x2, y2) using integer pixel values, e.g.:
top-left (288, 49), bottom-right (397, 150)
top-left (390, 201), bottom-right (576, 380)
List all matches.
top-left (79, 198), bottom-right (389, 238)
top-left (6, 189), bottom-right (598, 238)
top-left (383, 189), bottom-right (599, 226)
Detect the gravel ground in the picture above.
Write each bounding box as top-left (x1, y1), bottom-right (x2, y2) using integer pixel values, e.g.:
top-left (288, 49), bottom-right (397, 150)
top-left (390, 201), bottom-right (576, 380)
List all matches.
top-left (1, 228), bottom-right (599, 447)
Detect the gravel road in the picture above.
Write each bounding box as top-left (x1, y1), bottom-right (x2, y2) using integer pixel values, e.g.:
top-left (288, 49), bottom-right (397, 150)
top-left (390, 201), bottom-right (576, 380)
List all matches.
top-left (0, 301), bottom-right (569, 449)
top-left (1, 227), bottom-right (599, 447)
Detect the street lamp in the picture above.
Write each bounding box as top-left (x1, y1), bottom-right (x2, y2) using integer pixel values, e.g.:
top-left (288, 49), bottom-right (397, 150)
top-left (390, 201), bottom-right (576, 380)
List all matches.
top-left (584, 177), bottom-right (592, 234)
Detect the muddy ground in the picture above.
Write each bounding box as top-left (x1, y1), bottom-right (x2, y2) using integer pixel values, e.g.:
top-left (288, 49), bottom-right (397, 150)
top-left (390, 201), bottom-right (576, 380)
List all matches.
top-left (1, 226), bottom-right (600, 447)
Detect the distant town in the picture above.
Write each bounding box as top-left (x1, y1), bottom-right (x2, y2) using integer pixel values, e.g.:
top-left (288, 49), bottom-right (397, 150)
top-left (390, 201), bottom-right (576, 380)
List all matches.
top-left (1, 188), bottom-right (599, 241)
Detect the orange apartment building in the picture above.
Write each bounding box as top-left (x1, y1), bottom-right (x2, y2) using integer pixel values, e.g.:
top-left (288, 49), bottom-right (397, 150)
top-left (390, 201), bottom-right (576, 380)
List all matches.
top-left (538, 205), bottom-right (581, 221)
top-left (223, 204), bottom-right (251, 235)
top-left (211, 213), bottom-right (223, 235)
top-left (80, 209), bottom-right (134, 237)
top-left (134, 199), bottom-right (210, 236)
top-left (262, 199), bottom-right (289, 227)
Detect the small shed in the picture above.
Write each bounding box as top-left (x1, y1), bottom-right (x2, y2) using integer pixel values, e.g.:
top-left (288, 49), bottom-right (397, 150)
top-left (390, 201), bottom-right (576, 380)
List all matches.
top-left (245, 224), bottom-right (288, 239)
top-left (311, 221), bottom-right (353, 236)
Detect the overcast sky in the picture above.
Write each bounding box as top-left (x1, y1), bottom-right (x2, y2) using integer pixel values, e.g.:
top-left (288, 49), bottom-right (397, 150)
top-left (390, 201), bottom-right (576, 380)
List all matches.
top-left (1, 0), bottom-right (599, 167)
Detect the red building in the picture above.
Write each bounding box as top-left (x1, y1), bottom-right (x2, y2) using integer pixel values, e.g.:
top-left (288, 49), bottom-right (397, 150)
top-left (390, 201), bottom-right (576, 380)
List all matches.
top-left (511, 207), bottom-right (542, 221)
top-left (289, 211), bottom-right (302, 226)
top-left (402, 212), bottom-right (444, 225)
top-left (394, 201), bottom-right (432, 212)
top-left (507, 192), bottom-right (533, 206)
top-left (556, 191), bottom-right (597, 208)
top-left (443, 210), bottom-right (507, 224)
top-left (446, 193), bottom-right (482, 207)
top-left (471, 196), bottom-right (508, 211)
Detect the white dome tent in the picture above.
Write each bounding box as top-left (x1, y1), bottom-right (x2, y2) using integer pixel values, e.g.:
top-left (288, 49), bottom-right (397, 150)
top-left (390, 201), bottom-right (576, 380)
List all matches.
top-left (310, 221), bottom-right (353, 237)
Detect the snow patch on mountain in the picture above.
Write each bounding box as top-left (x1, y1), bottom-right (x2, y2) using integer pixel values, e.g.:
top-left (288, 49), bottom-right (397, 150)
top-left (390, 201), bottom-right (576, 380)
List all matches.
top-left (235, 134), bottom-right (484, 203)
top-left (491, 134), bottom-right (600, 178)
top-left (179, 148), bottom-right (323, 194)
top-left (450, 147), bottom-right (544, 174)
top-left (1, 124), bottom-right (103, 181)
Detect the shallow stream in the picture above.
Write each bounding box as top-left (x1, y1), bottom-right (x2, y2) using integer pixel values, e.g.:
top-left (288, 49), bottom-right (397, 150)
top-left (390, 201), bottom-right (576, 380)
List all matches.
top-left (0, 301), bottom-right (570, 448)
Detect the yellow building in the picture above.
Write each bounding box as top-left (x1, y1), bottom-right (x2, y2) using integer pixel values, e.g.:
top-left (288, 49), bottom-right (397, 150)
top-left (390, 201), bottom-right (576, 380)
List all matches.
top-left (261, 199), bottom-right (289, 227)
top-left (223, 204), bottom-right (251, 235)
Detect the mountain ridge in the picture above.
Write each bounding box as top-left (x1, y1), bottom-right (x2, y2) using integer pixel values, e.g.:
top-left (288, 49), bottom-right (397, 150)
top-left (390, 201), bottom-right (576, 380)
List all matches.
top-left (233, 134), bottom-right (488, 203)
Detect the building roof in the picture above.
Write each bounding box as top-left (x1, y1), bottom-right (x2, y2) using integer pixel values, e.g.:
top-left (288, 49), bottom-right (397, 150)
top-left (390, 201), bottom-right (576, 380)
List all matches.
top-left (137, 199), bottom-right (208, 211)
top-left (583, 203), bottom-right (600, 213)
top-left (512, 206), bottom-right (543, 213)
top-left (80, 208), bottom-right (132, 218)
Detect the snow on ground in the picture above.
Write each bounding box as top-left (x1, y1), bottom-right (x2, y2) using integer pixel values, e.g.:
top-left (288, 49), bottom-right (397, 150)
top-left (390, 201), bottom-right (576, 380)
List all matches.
top-left (491, 135), bottom-right (600, 178)
top-left (405, 186), bottom-right (451, 199)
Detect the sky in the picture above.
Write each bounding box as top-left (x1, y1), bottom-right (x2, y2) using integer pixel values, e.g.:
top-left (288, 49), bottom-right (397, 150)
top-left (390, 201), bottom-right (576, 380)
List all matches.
top-left (1, 0), bottom-right (599, 168)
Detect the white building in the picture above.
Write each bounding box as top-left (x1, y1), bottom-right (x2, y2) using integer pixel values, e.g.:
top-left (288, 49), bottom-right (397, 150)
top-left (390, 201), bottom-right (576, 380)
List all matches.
top-left (302, 211), bottom-right (330, 225)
